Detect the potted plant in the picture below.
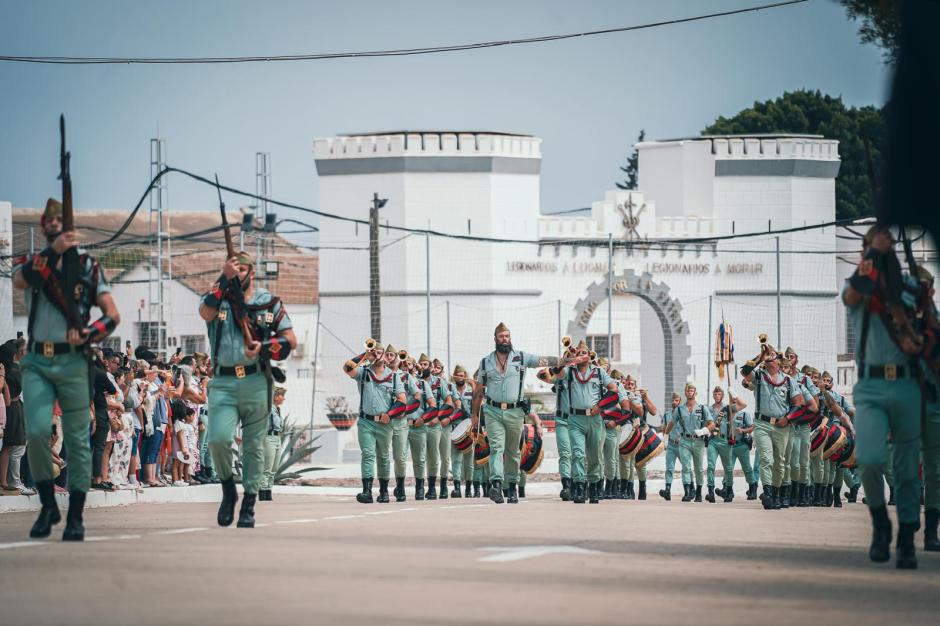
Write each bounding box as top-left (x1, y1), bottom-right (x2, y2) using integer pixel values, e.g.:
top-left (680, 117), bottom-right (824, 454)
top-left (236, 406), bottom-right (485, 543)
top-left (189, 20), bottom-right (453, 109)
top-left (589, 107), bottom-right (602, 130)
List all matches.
top-left (325, 396), bottom-right (357, 431)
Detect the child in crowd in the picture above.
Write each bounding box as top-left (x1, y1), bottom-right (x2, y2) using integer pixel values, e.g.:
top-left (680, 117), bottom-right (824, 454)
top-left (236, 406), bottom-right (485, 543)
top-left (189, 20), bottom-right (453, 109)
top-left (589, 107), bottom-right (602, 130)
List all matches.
top-left (171, 401), bottom-right (197, 486)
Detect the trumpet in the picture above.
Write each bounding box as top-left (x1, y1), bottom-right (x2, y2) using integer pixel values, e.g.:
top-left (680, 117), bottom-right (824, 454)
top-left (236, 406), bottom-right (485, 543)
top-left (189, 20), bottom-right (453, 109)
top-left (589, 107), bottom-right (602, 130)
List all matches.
top-left (561, 336), bottom-right (572, 349)
top-left (589, 350), bottom-right (597, 362)
top-left (398, 349), bottom-right (408, 361)
top-left (364, 337), bottom-right (377, 351)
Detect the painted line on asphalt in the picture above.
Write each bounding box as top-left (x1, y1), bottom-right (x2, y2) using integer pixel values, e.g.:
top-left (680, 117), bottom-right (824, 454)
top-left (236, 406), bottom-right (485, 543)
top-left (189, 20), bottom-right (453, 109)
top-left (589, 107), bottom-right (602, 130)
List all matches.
top-left (275, 518), bottom-right (321, 525)
top-left (85, 534), bottom-right (142, 542)
top-left (151, 527), bottom-right (209, 536)
top-left (477, 545), bottom-right (604, 563)
top-left (321, 515), bottom-right (367, 521)
top-left (0, 540), bottom-right (48, 551)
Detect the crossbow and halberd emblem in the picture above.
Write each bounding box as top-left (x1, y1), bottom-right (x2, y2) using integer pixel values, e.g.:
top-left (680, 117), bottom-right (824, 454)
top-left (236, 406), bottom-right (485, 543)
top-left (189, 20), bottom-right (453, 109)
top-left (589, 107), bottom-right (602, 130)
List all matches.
top-left (616, 196), bottom-right (646, 241)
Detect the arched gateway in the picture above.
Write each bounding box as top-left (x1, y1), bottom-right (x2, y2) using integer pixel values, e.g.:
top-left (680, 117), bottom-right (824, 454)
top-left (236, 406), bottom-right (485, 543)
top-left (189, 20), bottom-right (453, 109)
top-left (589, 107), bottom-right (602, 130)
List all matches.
top-left (566, 269), bottom-right (692, 406)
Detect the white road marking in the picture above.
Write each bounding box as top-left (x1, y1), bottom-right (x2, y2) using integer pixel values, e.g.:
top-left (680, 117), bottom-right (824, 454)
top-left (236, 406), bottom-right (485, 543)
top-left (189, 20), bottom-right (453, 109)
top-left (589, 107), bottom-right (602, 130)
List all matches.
top-left (322, 515), bottom-right (366, 521)
top-left (151, 527), bottom-right (209, 536)
top-left (0, 540), bottom-right (48, 551)
top-left (477, 545), bottom-right (603, 563)
top-left (275, 518), bottom-right (320, 525)
top-left (255, 523), bottom-right (269, 527)
top-left (364, 510), bottom-right (400, 515)
top-left (85, 534), bottom-right (142, 542)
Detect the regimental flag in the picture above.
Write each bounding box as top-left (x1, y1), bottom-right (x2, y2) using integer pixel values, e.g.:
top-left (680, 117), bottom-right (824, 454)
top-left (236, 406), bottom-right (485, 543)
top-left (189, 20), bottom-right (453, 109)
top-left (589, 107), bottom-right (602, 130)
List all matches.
top-left (714, 320), bottom-right (734, 380)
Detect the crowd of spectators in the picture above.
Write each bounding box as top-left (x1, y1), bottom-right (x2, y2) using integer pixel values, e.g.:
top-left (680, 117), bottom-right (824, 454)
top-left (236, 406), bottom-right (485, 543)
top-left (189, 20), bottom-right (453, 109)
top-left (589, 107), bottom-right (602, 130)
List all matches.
top-left (0, 339), bottom-right (221, 497)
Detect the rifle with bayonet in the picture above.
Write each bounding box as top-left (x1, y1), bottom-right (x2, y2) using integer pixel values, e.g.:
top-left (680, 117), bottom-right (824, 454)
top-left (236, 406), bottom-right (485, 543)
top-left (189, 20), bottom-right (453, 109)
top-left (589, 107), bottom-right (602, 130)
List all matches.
top-left (215, 174), bottom-right (257, 352)
top-left (58, 114), bottom-right (85, 333)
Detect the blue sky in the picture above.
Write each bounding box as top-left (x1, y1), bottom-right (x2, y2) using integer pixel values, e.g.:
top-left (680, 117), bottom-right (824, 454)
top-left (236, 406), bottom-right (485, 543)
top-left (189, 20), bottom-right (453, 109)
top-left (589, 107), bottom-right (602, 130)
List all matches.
top-left (0, 0), bottom-right (889, 245)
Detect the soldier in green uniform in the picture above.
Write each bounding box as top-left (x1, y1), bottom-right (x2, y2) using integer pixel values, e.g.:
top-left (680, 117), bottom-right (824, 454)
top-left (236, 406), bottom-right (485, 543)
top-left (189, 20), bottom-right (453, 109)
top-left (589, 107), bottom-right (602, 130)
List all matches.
top-left (537, 340), bottom-right (577, 501)
top-left (705, 387), bottom-right (748, 503)
top-left (200, 251), bottom-right (296, 528)
top-left (658, 393), bottom-right (683, 500)
top-left (780, 356), bottom-right (819, 507)
top-left (471, 323), bottom-right (581, 504)
top-left (673, 383), bottom-right (714, 502)
top-left (258, 386), bottom-right (286, 502)
top-left (431, 358), bottom-right (455, 500)
top-left (388, 350), bottom-right (415, 502)
top-left (843, 225), bottom-right (922, 568)
top-left (717, 401), bottom-right (758, 502)
top-left (14, 198), bottom-right (121, 541)
top-left (821, 378), bottom-right (855, 507)
top-left (542, 341), bottom-right (616, 504)
top-left (344, 342), bottom-right (408, 503)
top-left (450, 365), bottom-right (475, 498)
top-left (408, 354), bottom-right (437, 500)
top-left (742, 343), bottom-right (804, 510)
top-left (602, 366), bottom-right (641, 500)
top-left (621, 375), bottom-right (656, 500)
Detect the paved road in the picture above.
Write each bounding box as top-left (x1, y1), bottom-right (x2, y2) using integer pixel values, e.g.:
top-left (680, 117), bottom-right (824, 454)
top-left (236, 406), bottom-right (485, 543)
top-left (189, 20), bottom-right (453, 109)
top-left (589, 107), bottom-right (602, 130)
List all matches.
top-left (1, 493), bottom-right (937, 626)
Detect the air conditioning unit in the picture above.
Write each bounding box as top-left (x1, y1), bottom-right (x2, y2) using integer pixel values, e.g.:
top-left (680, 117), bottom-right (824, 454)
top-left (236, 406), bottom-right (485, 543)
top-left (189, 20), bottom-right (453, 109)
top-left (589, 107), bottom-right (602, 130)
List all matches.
top-left (292, 343), bottom-right (304, 358)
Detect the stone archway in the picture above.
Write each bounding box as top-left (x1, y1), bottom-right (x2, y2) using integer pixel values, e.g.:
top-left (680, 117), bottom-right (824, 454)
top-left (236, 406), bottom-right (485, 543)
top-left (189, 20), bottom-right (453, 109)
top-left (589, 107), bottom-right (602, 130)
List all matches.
top-left (567, 269), bottom-right (692, 407)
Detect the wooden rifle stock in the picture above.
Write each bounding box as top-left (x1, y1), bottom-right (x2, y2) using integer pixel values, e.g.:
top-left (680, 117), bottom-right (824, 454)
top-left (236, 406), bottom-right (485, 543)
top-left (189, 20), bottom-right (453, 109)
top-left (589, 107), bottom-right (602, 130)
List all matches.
top-left (215, 175), bottom-right (256, 348)
top-left (58, 115), bottom-right (83, 331)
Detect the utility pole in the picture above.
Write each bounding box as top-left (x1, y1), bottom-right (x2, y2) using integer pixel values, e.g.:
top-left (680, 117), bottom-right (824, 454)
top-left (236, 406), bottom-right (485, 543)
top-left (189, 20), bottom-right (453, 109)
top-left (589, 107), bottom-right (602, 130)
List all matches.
top-left (149, 138), bottom-right (168, 355)
top-left (369, 192), bottom-right (387, 342)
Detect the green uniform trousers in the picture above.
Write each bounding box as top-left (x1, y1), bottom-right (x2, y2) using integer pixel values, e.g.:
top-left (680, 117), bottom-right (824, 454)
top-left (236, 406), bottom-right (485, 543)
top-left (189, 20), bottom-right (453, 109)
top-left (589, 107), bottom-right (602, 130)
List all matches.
top-left (482, 404), bottom-right (525, 483)
top-left (706, 437), bottom-right (734, 489)
top-left (392, 418), bottom-right (410, 478)
top-left (22, 351), bottom-right (92, 493)
top-left (358, 417), bottom-right (392, 480)
top-left (923, 401), bottom-right (940, 511)
top-left (679, 437), bottom-right (705, 486)
top-left (754, 420), bottom-right (790, 487)
top-left (473, 460), bottom-right (490, 484)
top-left (451, 445), bottom-right (474, 482)
top-left (827, 460), bottom-right (844, 487)
top-left (883, 443), bottom-right (895, 487)
top-left (811, 451), bottom-right (825, 485)
top-left (789, 424), bottom-right (810, 484)
top-left (425, 423), bottom-right (441, 478)
top-left (207, 371), bottom-right (270, 494)
top-left (555, 416), bottom-right (571, 479)
top-left (569, 413), bottom-right (604, 483)
top-left (621, 451), bottom-right (647, 481)
top-left (663, 441), bottom-right (680, 485)
top-left (779, 425), bottom-right (795, 487)
top-left (750, 447), bottom-right (761, 484)
top-left (603, 424), bottom-right (620, 480)
top-left (854, 378), bottom-right (922, 525)
top-left (729, 442), bottom-right (754, 483)
top-left (438, 423), bottom-right (452, 478)
top-left (260, 433), bottom-right (280, 490)
top-left (408, 422), bottom-right (427, 479)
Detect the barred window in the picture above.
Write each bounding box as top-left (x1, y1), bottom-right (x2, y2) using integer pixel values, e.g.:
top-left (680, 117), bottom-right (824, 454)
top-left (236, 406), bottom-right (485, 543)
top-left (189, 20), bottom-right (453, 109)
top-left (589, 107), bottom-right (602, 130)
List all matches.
top-left (587, 334), bottom-right (621, 361)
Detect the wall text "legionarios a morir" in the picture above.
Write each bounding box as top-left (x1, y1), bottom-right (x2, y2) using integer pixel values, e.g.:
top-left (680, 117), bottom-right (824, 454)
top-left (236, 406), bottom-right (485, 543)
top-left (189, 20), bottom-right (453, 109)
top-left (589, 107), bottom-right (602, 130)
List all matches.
top-left (505, 261), bottom-right (763, 275)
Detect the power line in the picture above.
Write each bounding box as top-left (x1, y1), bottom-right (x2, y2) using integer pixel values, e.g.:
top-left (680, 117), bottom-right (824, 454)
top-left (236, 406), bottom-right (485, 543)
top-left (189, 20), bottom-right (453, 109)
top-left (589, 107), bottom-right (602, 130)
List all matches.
top-left (0, 1), bottom-right (809, 65)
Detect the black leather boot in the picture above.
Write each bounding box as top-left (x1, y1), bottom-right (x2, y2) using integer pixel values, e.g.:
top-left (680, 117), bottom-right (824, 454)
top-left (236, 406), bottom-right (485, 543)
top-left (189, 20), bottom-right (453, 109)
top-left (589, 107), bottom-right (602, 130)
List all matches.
top-left (451, 480), bottom-right (462, 498)
top-left (62, 491), bottom-right (86, 542)
top-left (507, 483), bottom-right (519, 504)
top-left (760, 485), bottom-right (774, 510)
top-left (573, 481), bottom-right (586, 504)
top-left (614, 479), bottom-right (624, 499)
top-left (356, 478), bottom-right (374, 504)
top-left (924, 508), bottom-right (940, 552)
top-left (518, 483), bottom-right (526, 498)
top-left (723, 485), bottom-right (734, 503)
top-left (438, 477), bottom-right (448, 500)
top-left (796, 484), bottom-right (807, 507)
top-left (779, 485), bottom-right (790, 509)
top-left (560, 477), bottom-right (572, 501)
top-left (377, 479), bottom-right (390, 503)
top-left (705, 486), bottom-right (716, 503)
top-left (472, 481), bottom-right (481, 497)
top-left (237, 493), bottom-right (257, 528)
top-left (217, 478), bottom-right (239, 527)
top-left (464, 481), bottom-right (472, 498)
top-left (681, 484), bottom-right (694, 502)
top-left (426, 477), bottom-right (437, 500)
top-left (813, 484), bottom-right (823, 506)
top-left (824, 485), bottom-right (833, 507)
top-left (638, 481), bottom-right (647, 500)
top-left (846, 484), bottom-right (859, 503)
top-left (589, 481), bottom-right (600, 504)
top-left (30, 480), bottom-right (61, 539)
top-left (489, 479), bottom-right (504, 504)
top-left (395, 477), bottom-right (407, 502)
top-left (747, 483), bottom-right (758, 500)
top-left (415, 478), bottom-right (425, 501)
top-left (694, 485), bottom-right (703, 502)
top-left (888, 486), bottom-right (896, 505)
top-left (897, 522), bottom-right (918, 569)
top-left (603, 479), bottom-right (613, 499)
top-left (833, 485), bottom-right (843, 508)
top-left (716, 486), bottom-right (726, 499)
top-left (626, 481), bottom-right (636, 500)
top-left (869, 505), bottom-right (892, 562)
top-left (659, 484), bottom-right (671, 501)
top-left (772, 485), bottom-right (783, 509)
top-left (266, 489), bottom-right (274, 501)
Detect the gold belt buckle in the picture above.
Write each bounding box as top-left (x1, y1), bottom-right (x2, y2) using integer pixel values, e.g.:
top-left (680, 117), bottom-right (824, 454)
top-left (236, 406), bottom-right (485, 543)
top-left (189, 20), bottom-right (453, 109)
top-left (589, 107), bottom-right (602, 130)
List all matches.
top-left (43, 342), bottom-right (54, 358)
top-left (500, 402), bottom-right (508, 410)
top-left (884, 364), bottom-right (897, 381)
top-left (235, 365), bottom-right (246, 379)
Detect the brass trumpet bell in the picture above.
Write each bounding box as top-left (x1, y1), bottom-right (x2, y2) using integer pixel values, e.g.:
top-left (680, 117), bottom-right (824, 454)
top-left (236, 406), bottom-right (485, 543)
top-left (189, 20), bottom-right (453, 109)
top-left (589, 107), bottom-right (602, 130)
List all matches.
top-left (561, 336), bottom-right (572, 349)
top-left (364, 337), bottom-right (377, 351)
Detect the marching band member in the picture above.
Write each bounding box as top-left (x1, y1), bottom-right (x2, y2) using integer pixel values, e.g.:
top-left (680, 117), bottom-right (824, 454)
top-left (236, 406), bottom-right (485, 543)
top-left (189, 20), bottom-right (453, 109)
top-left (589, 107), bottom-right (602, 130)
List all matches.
top-left (450, 365), bottom-right (475, 498)
top-left (431, 358), bottom-right (455, 500)
top-left (622, 375), bottom-right (656, 500)
top-left (409, 354), bottom-right (437, 500)
top-left (658, 393), bottom-right (683, 501)
top-left (779, 353), bottom-right (819, 508)
top-left (673, 383), bottom-right (714, 502)
top-left (537, 337), bottom-right (578, 501)
top-left (388, 348), bottom-right (417, 502)
top-left (705, 387), bottom-right (747, 503)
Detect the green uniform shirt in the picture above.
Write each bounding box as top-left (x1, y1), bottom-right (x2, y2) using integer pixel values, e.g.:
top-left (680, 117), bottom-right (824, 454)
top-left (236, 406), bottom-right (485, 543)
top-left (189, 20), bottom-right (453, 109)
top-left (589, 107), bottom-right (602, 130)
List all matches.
top-left (354, 365), bottom-right (401, 416)
top-left (554, 378), bottom-right (570, 417)
top-left (474, 350), bottom-right (540, 403)
top-left (563, 365), bottom-right (614, 411)
top-left (454, 382), bottom-right (474, 414)
top-left (751, 368), bottom-right (800, 418)
top-left (711, 405), bottom-right (754, 437)
top-left (203, 287), bottom-right (292, 368)
top-left (16, 251), bottom-right (111, 343)
top-left (663, 408), bottom-right (681, 444)
top-left (674, 402), bottom-right (709, 436)
top-left (843, 283), bottom-right (910, 366)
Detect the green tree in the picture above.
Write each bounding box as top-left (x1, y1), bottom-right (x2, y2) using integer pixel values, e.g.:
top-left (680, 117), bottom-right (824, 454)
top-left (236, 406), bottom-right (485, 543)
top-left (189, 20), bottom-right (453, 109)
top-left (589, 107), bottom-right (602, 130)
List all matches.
top-left (839, 0), bottom-right (902, 64)
top-left (616, 129), bottom-right (645, 190)
top-left (702, 89), bottom-right (887, 219)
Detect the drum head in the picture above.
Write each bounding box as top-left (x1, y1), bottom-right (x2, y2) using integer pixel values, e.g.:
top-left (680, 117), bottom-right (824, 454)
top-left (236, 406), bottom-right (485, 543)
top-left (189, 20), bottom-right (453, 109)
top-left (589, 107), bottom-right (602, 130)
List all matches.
top-left (451, 419), bottom-right (472, 442)
top-left (618, 423), bottom-right (635, 445)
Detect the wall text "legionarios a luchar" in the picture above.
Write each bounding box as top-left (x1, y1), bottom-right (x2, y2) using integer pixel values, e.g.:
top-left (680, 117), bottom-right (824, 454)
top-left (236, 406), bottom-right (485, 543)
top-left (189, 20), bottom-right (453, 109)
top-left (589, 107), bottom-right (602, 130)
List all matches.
top-left (505, 261), bottom-right (763, 275)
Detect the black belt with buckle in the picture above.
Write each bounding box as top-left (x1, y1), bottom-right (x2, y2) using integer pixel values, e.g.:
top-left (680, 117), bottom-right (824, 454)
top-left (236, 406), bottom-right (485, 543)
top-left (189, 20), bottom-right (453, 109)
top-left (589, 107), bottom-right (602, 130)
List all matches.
top-left (757, 415), bottom-right (781, 423)
top-left (486, 398), bottom-right (522, 410)
top-left (217, 363), bottom-right (259, 378)
top-left (29, 341), bottom-right (77, 357)
top-left (860, 364), bottom-right (913, 380)
top-left (268, 429), bottom-right (282, 436)
top-left (681, 433), bottom-right (696, 439)
top-left (570, 408), bottom-right (592, 416)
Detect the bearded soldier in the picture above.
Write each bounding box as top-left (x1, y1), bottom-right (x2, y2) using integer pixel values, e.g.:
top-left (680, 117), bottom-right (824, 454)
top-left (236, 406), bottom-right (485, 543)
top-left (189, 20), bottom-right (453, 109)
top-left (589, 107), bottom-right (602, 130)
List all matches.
top-left (658, 393), bottom-right (683, 501)
top-left (408, 354), bottom-right (437, 500)
top-left (471, 323), bottom-right (584, 504)
top-left (705, 387), bottom-right (748, 503)
top-left (200, 251), bottom-right (296, 528)
top-left (14, 198), bottom-right (121, 541)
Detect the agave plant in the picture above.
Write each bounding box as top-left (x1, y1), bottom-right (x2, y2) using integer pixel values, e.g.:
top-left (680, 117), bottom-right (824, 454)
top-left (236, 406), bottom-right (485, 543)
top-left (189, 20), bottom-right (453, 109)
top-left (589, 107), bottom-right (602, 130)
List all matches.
top-left (274, 418), bottom-right (327, 482)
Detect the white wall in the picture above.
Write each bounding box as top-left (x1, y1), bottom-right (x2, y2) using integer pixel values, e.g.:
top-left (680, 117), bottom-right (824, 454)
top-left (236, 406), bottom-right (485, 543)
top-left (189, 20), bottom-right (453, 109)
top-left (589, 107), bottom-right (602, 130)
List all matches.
top-left (0, 202), bottom-right (13, 342)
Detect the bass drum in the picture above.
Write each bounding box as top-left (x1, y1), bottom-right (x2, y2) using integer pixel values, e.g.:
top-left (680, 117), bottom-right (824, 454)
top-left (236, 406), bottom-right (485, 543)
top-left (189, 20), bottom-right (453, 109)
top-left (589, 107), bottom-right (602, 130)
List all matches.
top-left (474, 431), bottom-right (490, 466)
top-left (618, 423), bottom-right (642, 457)
top-left (450, 419), bottom-right (474, 452)
top-left (832, 433), bottom-right (856, 469)
top-left (634, 426), bottom-right (665, 469)
top-left (823, 424), bottom-right (847, 460)
top-left (519, 424), bottom-right (544, 475)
